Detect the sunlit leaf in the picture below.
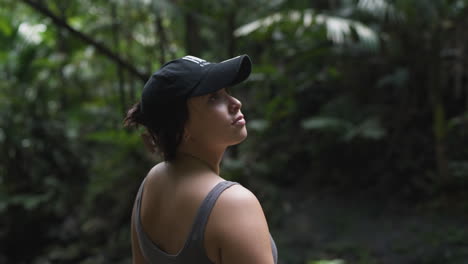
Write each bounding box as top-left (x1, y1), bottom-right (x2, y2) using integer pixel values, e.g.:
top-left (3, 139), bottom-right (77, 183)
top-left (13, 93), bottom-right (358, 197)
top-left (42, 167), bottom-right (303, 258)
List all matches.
top-left (308, 259), bottom-right (346, 264)
top-left (18, 22), bottom-right (47, 44)
top-left (302, 116), bottom-right (352, 131)
top-left (343, 118), bottom-right (387, 141)
top-left (235, 9), bottom-right (379, 50)
top-left (357, 0), bottom-right (404, 22)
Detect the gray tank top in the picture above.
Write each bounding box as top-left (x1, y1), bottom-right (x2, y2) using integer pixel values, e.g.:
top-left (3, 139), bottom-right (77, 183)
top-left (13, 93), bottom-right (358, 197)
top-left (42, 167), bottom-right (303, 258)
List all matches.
top-left (135, 179), bottom-right (278, 264)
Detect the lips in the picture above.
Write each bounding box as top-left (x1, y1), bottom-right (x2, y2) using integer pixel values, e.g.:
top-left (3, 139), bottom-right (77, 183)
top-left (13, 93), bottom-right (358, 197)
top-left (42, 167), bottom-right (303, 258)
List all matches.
top-left (232, 115), bottom-right (245, 125)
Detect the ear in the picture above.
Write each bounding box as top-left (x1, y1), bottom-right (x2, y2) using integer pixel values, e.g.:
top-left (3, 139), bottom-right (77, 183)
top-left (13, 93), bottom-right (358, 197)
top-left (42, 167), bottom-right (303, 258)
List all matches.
top-left (141, 132), bottom-right (156, 153)
top-left (183, 129), bottom-right (191, 142)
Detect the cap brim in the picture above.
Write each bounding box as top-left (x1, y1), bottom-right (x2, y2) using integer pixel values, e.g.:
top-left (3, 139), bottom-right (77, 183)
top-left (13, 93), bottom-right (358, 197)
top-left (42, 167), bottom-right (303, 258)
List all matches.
top-left (190, 55), bottom-right (252, 97)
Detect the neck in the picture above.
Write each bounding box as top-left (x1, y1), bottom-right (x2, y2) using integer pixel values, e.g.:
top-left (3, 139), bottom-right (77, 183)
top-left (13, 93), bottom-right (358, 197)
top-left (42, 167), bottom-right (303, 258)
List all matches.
top-left (177, 145), bottom-right (225, 175)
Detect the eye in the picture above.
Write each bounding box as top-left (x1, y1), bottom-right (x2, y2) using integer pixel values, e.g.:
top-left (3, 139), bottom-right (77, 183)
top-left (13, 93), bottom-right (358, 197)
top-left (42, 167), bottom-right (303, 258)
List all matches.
top-left (208, 92), bottom-right (220, 102)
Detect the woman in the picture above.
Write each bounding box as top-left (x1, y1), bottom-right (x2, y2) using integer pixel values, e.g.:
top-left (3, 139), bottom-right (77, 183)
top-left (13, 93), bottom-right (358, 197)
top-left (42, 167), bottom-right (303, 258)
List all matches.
top-left (124, 54), bottom-right (277, 264)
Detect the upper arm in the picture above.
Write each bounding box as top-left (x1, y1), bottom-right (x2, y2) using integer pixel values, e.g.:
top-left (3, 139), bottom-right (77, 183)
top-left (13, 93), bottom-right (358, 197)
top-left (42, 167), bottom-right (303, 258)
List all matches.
top-left (131, 199), bottom-right (147, 264)
top-left (210, 185), bottom-right (274, 264)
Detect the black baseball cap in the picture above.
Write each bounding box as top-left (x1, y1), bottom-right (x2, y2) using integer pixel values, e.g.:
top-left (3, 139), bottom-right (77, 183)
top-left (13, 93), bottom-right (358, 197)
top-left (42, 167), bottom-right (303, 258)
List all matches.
top-left (141, 54), bottom-right (252, 114)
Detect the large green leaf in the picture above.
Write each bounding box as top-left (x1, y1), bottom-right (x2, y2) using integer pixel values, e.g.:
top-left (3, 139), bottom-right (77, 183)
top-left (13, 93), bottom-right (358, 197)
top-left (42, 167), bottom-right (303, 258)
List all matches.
top-left (235, 9), bottom-right (379, 50)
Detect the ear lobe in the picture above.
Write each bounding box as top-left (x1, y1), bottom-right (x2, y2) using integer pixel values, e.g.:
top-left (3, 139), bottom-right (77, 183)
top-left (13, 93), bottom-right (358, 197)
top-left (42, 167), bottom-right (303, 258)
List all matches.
top-left (183, 129), bottom-right (191, 142)
top-left (141, 132), bottom-right (156, 153)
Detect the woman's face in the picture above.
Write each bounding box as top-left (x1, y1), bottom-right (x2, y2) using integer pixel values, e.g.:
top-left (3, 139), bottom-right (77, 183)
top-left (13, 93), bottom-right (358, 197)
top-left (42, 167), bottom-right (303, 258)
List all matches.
top-left (185, 88), bottom-right (247, 148)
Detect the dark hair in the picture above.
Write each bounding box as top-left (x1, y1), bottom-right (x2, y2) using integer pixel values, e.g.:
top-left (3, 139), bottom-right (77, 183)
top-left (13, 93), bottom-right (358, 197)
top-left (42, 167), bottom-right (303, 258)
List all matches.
top-left (123, 98), bottom-right (189, 162)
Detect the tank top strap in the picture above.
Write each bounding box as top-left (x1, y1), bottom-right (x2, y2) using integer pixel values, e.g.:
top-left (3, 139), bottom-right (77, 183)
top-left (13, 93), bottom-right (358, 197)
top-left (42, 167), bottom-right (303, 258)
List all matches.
top-left (135, 176), bottom-right (148, 202)
top-left (134, 177), bottom-right (163, 261)
top-left (189, 181), bottom-right (239, 242)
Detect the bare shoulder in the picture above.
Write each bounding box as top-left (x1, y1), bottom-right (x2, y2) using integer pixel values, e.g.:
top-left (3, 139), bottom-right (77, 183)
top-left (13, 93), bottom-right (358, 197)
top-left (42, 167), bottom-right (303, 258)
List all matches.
top-left (209, 184), bottom-right (274, 263)
top-left (216, 184), bottom-right (262, 210)
top-left (148, 162), bottom-right (167, 175)
top-left (210, 184), bottom-right (267, 230)
top-left (145, 162), bottom-right (168, 182)
top-left (210, 183), bottom-right (268, 230)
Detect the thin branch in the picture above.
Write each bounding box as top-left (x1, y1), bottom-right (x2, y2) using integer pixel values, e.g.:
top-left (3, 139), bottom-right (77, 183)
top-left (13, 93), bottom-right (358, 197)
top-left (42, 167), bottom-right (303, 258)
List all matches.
top-left (155, 12), bottom-right (166, 65)
top-left (20, 0), bottom-right (149, 82)
top-left (112, 3), bottom-right (127, 116)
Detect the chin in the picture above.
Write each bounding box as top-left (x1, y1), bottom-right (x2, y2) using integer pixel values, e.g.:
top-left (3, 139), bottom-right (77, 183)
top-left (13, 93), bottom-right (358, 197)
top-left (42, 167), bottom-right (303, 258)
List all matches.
top-left (227, 129), bottom-right (248, 146)
top-left (234, 129), bottom-right (248, 145)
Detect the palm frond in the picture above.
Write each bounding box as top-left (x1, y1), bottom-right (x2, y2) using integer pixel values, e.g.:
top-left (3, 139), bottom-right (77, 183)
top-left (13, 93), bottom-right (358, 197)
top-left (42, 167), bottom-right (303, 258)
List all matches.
top-left (234, 9), bottom-right (379, 50)
top-left (357, 0), bottom-right (404, 22)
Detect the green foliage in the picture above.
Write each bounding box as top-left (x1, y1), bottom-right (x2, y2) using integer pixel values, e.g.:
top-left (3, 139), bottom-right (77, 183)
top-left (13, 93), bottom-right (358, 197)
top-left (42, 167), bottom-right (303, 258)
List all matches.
top-left (235, 9), bottom-right (379, 50)
top-left (2, 0), bottom-right (468, 263)
top-left (308, 260), bottom-right (346, 264)
top-left (302, 116), bottom-right (386, 141)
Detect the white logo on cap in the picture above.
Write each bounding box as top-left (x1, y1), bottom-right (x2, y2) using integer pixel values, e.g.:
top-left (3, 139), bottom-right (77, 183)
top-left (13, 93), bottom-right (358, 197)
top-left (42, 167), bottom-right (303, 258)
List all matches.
top-left (182, 56), bottom-right (211, 67)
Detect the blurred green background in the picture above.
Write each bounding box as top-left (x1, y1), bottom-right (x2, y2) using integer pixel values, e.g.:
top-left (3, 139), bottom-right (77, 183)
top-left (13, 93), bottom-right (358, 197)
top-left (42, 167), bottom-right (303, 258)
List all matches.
top-left (1, 0), bottom-right (468, 263)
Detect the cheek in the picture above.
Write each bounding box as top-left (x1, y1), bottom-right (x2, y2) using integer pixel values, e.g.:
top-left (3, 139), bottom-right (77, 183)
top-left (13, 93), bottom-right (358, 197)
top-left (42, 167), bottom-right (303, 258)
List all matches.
top-left (201, 109), bottom-right (228, 135)
top-left (189, 107), bottom-right (229, 140)
top-left (188, 108), bottom-right (223, 136)
top-left (186, 102), bottom-right (246, 145)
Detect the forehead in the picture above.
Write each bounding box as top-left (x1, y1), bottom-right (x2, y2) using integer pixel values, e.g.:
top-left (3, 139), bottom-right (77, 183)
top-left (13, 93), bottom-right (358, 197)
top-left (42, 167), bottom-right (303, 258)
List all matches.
top-left (187, 88), bottom-right (226, 110)
top-left (189, 88), bottom-right (223, 101)
top-left (187, 93), bottom-right (208, 110)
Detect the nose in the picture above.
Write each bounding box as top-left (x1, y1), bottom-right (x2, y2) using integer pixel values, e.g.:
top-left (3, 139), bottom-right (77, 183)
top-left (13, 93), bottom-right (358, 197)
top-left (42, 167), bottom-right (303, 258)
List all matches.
top-left (229, 96), bottom-right (242, 114)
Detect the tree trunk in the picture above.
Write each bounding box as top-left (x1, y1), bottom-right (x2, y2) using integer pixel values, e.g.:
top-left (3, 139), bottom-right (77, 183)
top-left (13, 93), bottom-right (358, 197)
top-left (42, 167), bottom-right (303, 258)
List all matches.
top-left (185, 12), bottom-right (201, 55)
top-left (111, 3), bottom-right (127, 116)
top-left (227, 11), bottom-right (236, 57)
top-left (155, 11), bottom-right (167, 65)
top-left (430, 29), bottom-right (450, 182)
top-left (57, 1), bottom-right (68, 110)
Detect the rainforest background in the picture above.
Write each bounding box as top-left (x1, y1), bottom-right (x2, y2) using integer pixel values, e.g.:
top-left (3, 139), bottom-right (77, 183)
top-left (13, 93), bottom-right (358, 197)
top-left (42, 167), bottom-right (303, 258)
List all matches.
top-left (1, 0), bottom-right (468, 263)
